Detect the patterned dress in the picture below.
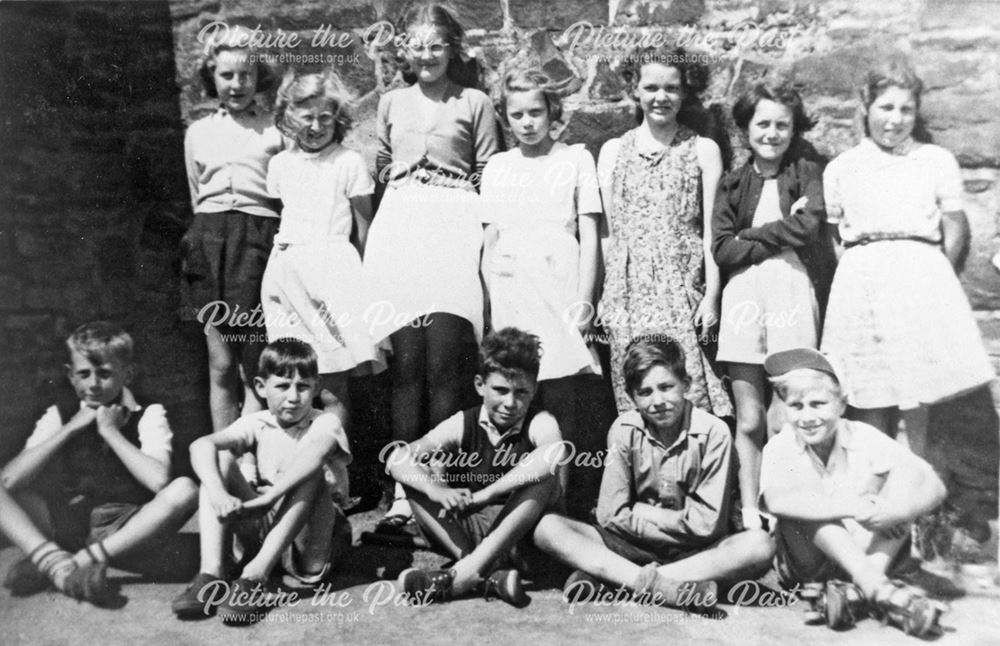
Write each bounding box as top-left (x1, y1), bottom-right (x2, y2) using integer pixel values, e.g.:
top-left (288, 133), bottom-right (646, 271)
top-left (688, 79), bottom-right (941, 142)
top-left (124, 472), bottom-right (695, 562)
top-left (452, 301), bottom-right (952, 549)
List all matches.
top-left (599, 127), bottom-right (733, 417)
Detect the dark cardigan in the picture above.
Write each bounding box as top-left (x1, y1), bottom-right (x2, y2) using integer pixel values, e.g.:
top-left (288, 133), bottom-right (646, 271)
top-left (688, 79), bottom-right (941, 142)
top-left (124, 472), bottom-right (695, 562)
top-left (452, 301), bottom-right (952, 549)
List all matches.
top-left (711, 150), bottom-right (837, 318)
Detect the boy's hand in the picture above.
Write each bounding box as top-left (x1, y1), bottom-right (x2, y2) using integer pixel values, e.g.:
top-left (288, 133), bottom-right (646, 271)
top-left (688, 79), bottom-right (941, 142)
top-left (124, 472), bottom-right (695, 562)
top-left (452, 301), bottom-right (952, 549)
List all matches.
top-left (790, 196), bottom-right (809, 213)
top-left (855, 494), bottom-right (904, 532)
top-left (430, 486), bottom-right (473, 518)
top-left (208, 490), bottom-right (243, 521)
top-left (240, 492), bottom-right (277, 517)
top-left (95, 404), bottom-right (129, 436)
top-left (66, 406), bottom-right (98, 434)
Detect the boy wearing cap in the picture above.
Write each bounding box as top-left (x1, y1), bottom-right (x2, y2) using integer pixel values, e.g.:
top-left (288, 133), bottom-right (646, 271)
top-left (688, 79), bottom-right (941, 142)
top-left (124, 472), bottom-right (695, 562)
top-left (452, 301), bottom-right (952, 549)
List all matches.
top-left (760, 347), bottom-right (948, 635)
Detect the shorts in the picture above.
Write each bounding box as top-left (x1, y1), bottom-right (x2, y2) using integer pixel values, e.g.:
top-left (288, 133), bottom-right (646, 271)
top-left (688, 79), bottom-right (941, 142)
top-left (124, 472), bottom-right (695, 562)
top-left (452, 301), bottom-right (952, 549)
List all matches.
top-left (774, 518), bottom-right (912, 589)
top-left (595, 524), bottom-right (711, 566)
top-left (49, 497), bottom-right (142, 551)
top-left (233, 483), bottom-right (351, 586)
top-left (415, 502), bottom-right (522, 570)
top-left (180, 210), bottom-right (277, 325)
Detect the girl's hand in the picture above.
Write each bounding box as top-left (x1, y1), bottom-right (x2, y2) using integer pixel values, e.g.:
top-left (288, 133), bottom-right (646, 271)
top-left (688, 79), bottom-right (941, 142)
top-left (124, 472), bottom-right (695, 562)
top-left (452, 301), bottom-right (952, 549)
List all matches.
top-left (693, 296), bottom-right (719, 339)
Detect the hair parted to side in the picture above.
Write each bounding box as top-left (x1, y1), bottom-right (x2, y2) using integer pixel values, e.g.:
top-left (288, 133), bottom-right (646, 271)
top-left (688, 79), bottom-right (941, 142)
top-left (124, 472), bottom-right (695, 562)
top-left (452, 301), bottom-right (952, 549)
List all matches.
top-left (497, 68), bottom-right (564, 126)
top-left (478, 327), bottom-right (542, 380)
top-left (732, 81), bottom-right (816, 136)
top-left (197, 24), bottom-right (277, 98)
top-left (622, 337), bottom-right (689, 395)
top-left (66, 321), bottom-right (134, 366)
top-left (258, 337), bottom-right (319, 380)
top-left (858, 59), bottom-right (930, 142)
top-left (769, 369), bottom-right (843, 403)
top-left (399, 2), bottom-right (478, 87)
top-left (275, 68), bottom-right (354, 145)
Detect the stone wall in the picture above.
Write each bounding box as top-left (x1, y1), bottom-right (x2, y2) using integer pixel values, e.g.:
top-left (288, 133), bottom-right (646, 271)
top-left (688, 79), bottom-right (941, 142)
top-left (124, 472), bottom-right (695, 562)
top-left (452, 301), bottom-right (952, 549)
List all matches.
top-left (0, 0), bottom-right (997, 489)
top-left (0, 1), bottom-right (205, 467)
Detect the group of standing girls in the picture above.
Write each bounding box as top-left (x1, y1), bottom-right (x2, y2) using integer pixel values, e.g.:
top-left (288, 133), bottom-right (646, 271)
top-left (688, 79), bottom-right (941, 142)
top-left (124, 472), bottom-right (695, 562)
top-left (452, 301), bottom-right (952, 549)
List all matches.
top-left (182, 2), bottom-right (993, 530)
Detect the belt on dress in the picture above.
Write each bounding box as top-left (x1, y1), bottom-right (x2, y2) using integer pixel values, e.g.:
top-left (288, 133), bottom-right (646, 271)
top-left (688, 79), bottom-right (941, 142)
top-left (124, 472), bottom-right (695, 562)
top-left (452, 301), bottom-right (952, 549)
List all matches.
top-left (843, 234), bottom-right (940, 249)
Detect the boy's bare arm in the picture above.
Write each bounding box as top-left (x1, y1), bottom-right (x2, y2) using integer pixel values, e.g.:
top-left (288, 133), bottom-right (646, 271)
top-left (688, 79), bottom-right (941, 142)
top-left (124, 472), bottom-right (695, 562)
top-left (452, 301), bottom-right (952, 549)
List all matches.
top-left (242, 417), bottom-right (341, 512)
top-left (763, 486), bottom-right (864, 522)
top-left (97, 405), bottom-right (170, 493)
top-left (470, 413), bottom-right (565, 508)
top-left (856, 457), bottom-right (946, 532)
top-left (1, 407), bottom-right (97, 490)
top-left (190, 428), bottom-right (253, 519)
top-left (386, 437), bottom-right (463, 503)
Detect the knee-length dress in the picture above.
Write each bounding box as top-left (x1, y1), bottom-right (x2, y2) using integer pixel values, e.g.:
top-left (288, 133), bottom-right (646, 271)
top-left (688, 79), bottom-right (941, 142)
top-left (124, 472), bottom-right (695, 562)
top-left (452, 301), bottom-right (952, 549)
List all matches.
top-left (599, 127), bottom-right (733, 416)
top-left (261, 144), bottom-right (386, 374)
top-left (821, 139), bottom-right (993, 409)
top-left (480, 142), bottom-right (603, 381)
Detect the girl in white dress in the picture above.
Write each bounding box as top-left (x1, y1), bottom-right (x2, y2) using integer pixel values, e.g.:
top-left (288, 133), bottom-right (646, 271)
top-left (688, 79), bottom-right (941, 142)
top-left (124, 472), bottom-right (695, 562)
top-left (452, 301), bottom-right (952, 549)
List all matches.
top-left (481, 69), bottom-right (616, 518)
top-left (821, 62), bottom-right (993, 439)
top-left (261, 69), bottom-right (385, 427)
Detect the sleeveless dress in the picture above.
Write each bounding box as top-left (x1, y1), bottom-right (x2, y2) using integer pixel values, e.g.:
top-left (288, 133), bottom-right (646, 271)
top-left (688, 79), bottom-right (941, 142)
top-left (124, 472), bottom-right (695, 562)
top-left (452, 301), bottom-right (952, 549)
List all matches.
top-left (599, 127), bottom-right (733, 417)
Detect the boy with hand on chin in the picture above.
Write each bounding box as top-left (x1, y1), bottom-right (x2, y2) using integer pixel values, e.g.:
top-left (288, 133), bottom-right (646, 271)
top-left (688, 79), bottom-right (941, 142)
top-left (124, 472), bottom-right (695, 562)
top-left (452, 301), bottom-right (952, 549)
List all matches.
top-left (760, 348), bottom-right (948, 636)
top-left (389, 328), bottom-right (564, 607)
top-left (532, 338), bottom-right (774, 612)
top-left (172, 338), bottom-right (351, 624)
top-left (0, 321), bottom-right (198, 605)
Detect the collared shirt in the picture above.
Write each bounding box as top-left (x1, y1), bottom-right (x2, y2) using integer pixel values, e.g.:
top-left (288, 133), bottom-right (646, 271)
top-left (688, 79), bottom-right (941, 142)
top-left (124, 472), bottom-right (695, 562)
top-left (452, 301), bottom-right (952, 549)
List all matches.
top-left (421, 406), bottom-right (526, 450)
top-left (184, 104), bottom-right (283, 218)
top-left (26, 387), bottom-right (172, 466)
top-left (824, 138), bottom-right (963, 244)
top-left (759, 419), bottom-right (912, 509)
top-left (596, 402), bottom-right (735, 550)
top-left (224, 408), bottom-right (352, 503)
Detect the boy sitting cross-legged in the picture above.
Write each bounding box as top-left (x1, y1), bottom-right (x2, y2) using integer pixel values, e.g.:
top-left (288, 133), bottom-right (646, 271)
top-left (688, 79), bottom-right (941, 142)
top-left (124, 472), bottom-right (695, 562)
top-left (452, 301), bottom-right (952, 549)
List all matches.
top-left (172, 338), bottom-right (352, 624)
top-left (0, 321), bottom-right (198, 606)
top-left (389, 327), bottom-right (565, 607)
top-left (532, 338), bottom-right (775, 612)
top-left (760, 348), bottom-right (949, 636)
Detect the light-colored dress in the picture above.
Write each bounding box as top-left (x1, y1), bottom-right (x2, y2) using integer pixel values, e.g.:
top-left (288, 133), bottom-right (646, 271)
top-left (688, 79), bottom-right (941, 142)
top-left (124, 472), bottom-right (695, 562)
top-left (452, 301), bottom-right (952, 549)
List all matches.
top-left (821, 138), bottom-right (993, 409)
top-left (261, 144), bottom-right (386, 374)
top-left (717, 179), bottom-right (819, 364)
top-left (480, 143), bottom-right (603, 381)
top-left (598, 127), bottom-right (733, 417)
top-left (363, 82), bottom-right (501, 343)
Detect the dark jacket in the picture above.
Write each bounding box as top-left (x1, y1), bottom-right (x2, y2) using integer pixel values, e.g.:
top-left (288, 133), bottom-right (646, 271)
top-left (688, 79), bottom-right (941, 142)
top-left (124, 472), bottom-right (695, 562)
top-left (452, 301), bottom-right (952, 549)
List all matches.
top-left (711, 151), bottom-right (837, 317)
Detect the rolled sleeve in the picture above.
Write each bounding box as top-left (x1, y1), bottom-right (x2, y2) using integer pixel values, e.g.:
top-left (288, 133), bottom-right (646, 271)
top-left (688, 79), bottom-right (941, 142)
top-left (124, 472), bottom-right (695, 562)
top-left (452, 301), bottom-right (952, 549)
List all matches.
top-left (137, 404), bottom-right (173, 465)
top-left (23, 405), bottom-right (63, 450)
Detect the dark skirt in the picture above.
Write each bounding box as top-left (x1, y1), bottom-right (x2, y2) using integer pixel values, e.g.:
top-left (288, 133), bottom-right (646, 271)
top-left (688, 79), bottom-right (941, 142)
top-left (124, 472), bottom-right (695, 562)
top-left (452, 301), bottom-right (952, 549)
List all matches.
top-left (180, 210), bottom-right (277, 326)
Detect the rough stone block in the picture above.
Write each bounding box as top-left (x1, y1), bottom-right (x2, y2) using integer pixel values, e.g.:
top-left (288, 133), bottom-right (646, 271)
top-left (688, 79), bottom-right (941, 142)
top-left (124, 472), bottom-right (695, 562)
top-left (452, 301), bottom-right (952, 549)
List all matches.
top-left (508, 0), bottom-right (608, 28)
top-left (559, 104), bottom-right (637, 158)
top-left (614, 0), bottom-right (706, 26)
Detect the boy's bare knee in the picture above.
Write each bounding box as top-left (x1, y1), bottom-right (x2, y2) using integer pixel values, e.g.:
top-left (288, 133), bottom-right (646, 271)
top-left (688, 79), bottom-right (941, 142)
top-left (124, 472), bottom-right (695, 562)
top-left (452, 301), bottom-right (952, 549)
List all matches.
top-left (159, 477), bottom-right (199, 509)
top-left (742, 528), bottom-right (776, 563)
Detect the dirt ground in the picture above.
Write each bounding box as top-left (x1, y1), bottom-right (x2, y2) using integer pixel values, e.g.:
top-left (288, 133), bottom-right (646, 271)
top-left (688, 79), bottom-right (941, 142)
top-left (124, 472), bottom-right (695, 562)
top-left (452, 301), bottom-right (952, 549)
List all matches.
top-left (2, 508), bottom-right (1000, 646)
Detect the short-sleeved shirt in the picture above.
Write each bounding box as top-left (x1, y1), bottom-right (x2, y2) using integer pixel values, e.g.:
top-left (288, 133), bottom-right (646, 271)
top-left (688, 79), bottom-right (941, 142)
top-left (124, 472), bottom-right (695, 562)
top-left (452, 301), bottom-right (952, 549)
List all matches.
top-left (759, 419), bottom-right (913, 509)
top-left (184, 104), bottom-right (284, 218)
top-left (595, 403), bottom-right (737, 553)
top-left (375, 82), bottom-right (501, 191)
top-left (266, 144), bottom-right (374, 245)
top-left (26, 387), bottom-right (172, 466)
top-left (823, 139), bottom-right (963, 244)
top-left (224, 409), bottom-right (352, 504)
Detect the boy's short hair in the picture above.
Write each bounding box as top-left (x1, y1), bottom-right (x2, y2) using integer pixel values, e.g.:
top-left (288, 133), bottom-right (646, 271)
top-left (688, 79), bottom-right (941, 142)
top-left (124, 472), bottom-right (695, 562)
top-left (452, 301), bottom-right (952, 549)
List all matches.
top-left (478, 327), bottom-right (541, 381)
top-left (66, 321), bottom-right (134, 366)
top-left (622, 337), bottom-right (689, 395)
top-left (258, 338), bottom-right (319, 380)
top-left (497, 68), bottom-right (563, 126)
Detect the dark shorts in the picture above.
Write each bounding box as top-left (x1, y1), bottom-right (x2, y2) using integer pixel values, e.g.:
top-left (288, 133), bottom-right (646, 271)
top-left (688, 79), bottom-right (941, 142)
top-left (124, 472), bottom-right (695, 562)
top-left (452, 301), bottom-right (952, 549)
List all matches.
top-left (595, 524), bottom-right (707, 566)
top-left (49, 497), bottom-right (142, 551)
top-left (415, 502), bottom-right (525, 571)
top-left (180, 210), bottom-right (277, 325)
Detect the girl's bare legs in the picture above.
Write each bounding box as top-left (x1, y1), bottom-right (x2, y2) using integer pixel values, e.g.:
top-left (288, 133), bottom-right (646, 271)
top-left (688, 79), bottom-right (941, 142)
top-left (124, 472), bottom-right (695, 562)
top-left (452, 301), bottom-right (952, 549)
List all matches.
top-left (730, 363), bottom-right (768, 529)
top-left (206, 326), bottom-right (240, 432)
top-left (424, 313), bottom-right (476, 428)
